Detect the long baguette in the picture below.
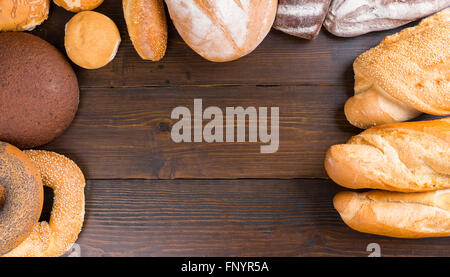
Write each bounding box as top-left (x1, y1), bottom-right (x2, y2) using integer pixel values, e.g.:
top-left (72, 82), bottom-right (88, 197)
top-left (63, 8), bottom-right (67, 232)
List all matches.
top-left (334, 190), bottom-right (450, 238)
top-left (325, 118), bottom-right (450, 192)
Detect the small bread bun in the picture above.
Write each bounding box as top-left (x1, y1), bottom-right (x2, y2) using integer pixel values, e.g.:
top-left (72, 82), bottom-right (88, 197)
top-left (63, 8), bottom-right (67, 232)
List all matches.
top-left (0, 0), bottom-right (49, 31)
top-left (53, 0), bottom-right (104, 12)
top-left (65, 11), bottom-right (121, 69)
top-left (123, 0), bottom-right (168, 61)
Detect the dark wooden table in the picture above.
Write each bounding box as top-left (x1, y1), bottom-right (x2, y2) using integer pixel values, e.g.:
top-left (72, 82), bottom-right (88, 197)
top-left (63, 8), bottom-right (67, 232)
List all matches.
top-left (31, 2), bottom-right (449, 257)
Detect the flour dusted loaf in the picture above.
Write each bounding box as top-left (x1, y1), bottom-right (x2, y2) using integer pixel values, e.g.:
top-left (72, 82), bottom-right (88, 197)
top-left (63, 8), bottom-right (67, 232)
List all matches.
top-left (0, 0), bottom-right (49, 31)
top-left (325, 118), bottom-right (450, 192)
top-left (165, 0), bottom-right (278, 62)
top-left (334, 189), bottom-right (450, 238)
top-left (274, 0), bottom-right (331, 40)
top-left (345, 9), bottom-right (450, 129)
top-left (324, 0), bottom-right (450, 37)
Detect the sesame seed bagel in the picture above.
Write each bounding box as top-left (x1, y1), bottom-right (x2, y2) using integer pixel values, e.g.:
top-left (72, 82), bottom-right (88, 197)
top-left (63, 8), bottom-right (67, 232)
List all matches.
top-left (0, 142), bottom-right (43, 256)
top-left (4, 150), bottom-right (85, 257)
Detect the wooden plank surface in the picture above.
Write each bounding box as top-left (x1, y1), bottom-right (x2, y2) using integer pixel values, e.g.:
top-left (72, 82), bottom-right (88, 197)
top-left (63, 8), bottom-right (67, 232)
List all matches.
top-left (43, 85), bottom-right (361, 179)
top-left (74, 179), bottom-right (450, 257)
top-left (15, 1), bottom-right (447, 257)
top-left (32, 3), bottom-right (415, 87)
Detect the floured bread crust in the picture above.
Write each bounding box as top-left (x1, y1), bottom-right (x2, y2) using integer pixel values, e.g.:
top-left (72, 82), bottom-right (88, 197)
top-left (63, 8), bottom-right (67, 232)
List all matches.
top-left (165, 0), bottom-right (278, 62)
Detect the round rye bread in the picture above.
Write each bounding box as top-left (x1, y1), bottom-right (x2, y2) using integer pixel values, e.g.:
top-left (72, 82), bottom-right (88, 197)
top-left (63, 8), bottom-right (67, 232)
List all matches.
top-left (0, 32), bottom-right (79, 148)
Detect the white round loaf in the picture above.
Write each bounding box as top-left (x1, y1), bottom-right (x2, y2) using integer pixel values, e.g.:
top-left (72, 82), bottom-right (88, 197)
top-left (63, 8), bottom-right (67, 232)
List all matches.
top-left (165, 0), bottom-right (278, 62)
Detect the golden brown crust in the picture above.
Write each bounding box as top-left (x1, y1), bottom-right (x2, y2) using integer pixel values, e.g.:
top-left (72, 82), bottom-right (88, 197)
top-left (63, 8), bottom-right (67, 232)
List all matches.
top-left (123, 0), bottom-right (168, 61)
top-left (165, 0), bottom-right (278, 62)
top-left (346, 9), bottom-right (450, 129)
top-left (0, 142), bottom-right (43, 256)
top-left (0, 0), bottom-right (49, 31)
top-left (4, 150), bottom-right (85, 257)
top-left (325, 118), bottom-right (450, 192)
top-left (65, 11), bottom-right (121, 69)
top-left (334, 190), bottom-right (450, 238)
top-left (53, 0), bottom-right (104, 12)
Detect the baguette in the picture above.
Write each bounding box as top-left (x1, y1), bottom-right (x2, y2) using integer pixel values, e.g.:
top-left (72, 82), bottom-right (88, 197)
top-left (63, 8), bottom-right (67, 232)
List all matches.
top-left (123, 0), bottom-right (167, 61)
top-left (325, 118), bottom-right (450, 192)
top-left (345, 9), bottom-right (450, 129)
top-left (334, 190), bottom-right (450, 238)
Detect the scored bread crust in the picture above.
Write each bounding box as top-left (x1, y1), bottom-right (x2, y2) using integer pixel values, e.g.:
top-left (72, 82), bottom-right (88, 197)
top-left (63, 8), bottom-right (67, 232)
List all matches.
top-left (325, 118), bottom-right (450, 192)
top-left (345, 9), bottom-right (450, 129)
top-left (165, 0), bottom-right (278, 62)
top-left (334, 190), bottom-right (450, 238)
top-left (0, 0), bottom-right (49, 31)
top-left (123, 0), bottom-right (168, 61)
top-left (53, 0), bottom-right (104, 12)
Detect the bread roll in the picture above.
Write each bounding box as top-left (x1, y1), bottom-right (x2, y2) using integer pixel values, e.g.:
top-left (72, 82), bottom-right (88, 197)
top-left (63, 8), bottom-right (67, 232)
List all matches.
top-left (65, 11), bottom-right (121, 69)
top-left (0, 0), bottom-right (49, 31)
top-left (345, 9), bottom-right (450, 129)
top-left (123, 0), bottom-right (168, 61)
top-left (165, 0), bottom-right (278, 62)
top-left (325, 118), bottom-right (450, 192)
top-left (54, 0), bottom-right (104, 12)
top-left (334, 190), bottom-right (450, 238)
top-left (324, 0), bottom-right (450, 37)
top-left (273, 0), bottom-right (332, 40)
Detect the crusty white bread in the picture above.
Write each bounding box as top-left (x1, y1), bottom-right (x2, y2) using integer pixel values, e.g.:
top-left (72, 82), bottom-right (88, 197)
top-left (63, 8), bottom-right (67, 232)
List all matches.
top-left (324, 0), bottom-right (450, 37)
top-left (334, 189), bottom-right (450, 238)
top-left (123, 0), bottom-right (167, 61)
top-left (325, 118), bottom-right (450, 192)
top-left (345, 9), bottom-right (450, 129)
top-left (165, 0), bottom-right (278, 62)
top-left (0, 0), bottom-right (49, 31)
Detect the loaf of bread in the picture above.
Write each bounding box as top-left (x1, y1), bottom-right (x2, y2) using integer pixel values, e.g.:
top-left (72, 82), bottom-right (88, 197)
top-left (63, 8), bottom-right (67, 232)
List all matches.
top-left (325, 118), bottom-right (450, 192)
top-left (345, 9), bottom-right (450, 129)
top-left (53, 0), bottom-right (104, 12)
top-left (123, 0), bottom-right (167, 61)
top-left (0, 0), bottom-right (49, 31)
top-left (165, 0), bottom-right (278, 62)
top-left (273, 0), bottom-right (332, 40)
top-left (324, 0), bottom-right (450, 37)
top-left (334, 189), bottom-right (450, 238)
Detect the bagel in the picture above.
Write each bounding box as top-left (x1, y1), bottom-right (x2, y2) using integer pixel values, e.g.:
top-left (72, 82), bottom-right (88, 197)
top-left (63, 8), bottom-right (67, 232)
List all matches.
top-left (3, 150), bottom-right (85, 257)
top-left (0, 142), bottom-right (43, 256)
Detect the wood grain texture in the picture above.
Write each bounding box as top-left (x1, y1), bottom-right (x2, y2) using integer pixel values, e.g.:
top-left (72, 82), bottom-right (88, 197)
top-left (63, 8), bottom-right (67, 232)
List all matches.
top-left (19, 2), bottom-right (448, 257)
top-left (41, 85), bottom-right (361, 179)
top-left (75, 179), bottom-right (450, 257)
top-left (31, 2), bottom-right (417, 87)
